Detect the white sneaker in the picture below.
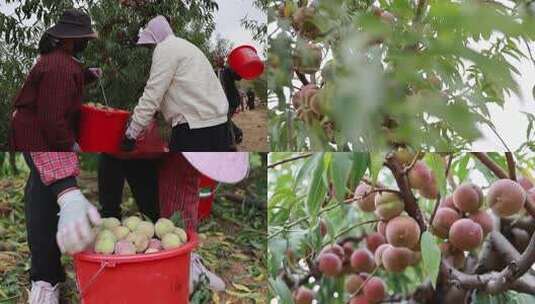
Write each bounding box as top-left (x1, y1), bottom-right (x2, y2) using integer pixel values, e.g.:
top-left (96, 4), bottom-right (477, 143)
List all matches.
top-left (28, 281), bottom-right (59, 304)
top-left (190, 253), bottom-right (226, 293)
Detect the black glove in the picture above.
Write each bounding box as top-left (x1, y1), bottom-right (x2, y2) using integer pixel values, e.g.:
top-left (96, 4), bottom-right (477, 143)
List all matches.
top-left (120, 135), bottom-right (136, 152)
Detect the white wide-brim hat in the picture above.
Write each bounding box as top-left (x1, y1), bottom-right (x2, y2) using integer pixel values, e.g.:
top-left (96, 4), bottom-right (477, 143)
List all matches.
top-left (182, 152), bottom-right (249, 183)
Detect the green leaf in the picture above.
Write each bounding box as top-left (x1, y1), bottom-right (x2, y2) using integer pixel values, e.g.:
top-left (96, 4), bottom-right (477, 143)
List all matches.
top-left (348, 153), bottom-right (370, 190)
top-left (295, 153), bottom-right (323, 189)
top-left (420, 231), bottom-right (441, 288)
top-left (269, 278), bottom-right (294, 304)
top-left (331, 153), bottom-right (353, 202)
top-left (426, 154), bottom-right (447, 197)
top-left (369, 152), bottom-right (386, 183)
top-left (517, 292), bottom-right (535, 304)
top-left (306, 153), bottom-right (327, 217)
top-left (455, 154), bottom-right (471, 183)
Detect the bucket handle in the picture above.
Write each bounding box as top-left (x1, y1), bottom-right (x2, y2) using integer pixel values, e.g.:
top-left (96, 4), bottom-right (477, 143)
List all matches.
top-left (79, 260), bottom-right (117, 298)
top-left (98, 77), bottom-right (110, 107)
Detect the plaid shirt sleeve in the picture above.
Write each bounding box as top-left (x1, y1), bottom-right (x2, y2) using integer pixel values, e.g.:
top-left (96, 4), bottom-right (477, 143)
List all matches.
top-left (30, 153), bottom-right (80, 196)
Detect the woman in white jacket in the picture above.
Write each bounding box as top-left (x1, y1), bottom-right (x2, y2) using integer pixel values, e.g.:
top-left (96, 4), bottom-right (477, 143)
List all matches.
top-left (121, 16), bottom-right (232, 152)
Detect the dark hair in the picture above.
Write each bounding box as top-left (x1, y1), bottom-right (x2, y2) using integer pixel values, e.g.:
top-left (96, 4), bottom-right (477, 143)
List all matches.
top-left (38, 33), bottom-right (60, 55)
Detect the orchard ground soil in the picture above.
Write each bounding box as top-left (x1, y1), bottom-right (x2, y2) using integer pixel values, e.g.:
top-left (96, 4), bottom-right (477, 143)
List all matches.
top-left (0, 170), bottom-right (267, 303)
top-left (234, 106), bottom-right (268, 152)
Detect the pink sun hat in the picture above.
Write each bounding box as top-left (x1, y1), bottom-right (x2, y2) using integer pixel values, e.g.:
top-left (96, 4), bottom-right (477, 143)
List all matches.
top-left (182, 152), bottom-right (249, 183)
top-left (137, 15), bottom-right (174, 45)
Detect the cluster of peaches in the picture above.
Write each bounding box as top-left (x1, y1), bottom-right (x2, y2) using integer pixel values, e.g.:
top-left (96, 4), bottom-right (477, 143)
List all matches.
top-left (292, 153), bottom-right (532, 304)
top-left (276, 1), bottom-right (400, 133)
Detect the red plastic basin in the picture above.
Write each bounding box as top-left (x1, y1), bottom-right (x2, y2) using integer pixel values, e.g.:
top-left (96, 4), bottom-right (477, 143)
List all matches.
top-left (74, 232), bottom-right (198, 304)
top-left (78, 104), bottom-right (130, 153)
top-left (228, 45), bottom-right (264, 80)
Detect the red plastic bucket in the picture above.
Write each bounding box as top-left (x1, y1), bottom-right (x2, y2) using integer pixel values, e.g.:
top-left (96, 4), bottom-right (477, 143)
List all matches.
top-left (228, 45), bottom-right (264, 80)
top-left (74, 232), bottom-right (198, 304)
top-left (78, 104), bottom-right (130, 153)
top-left (198, 175), bottom-right (218, 220)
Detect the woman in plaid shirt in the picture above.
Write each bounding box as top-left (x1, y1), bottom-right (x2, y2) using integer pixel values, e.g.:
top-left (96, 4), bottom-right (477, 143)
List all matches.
top-left (23, 152), bottom-right (101, 304)
top-left (9, 9), bottom-right (101, 152)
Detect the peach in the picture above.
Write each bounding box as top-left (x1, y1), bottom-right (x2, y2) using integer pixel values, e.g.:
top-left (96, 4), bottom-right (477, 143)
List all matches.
top-left (453, 183), bottom-right (482, 213)
top-left (294, 286), bottom-right (314, 304)
top-left (374, 244), bottom-right (392, 267)
top-left (439, 196), bottom-right (458, 211)
top-left (350, 249), bottom-right (375, 273)
top-left (488, 179), bottom-right (526, 217)
top-left (354, 183), bottom-right (376, 212)
top-left (363, 277), bottom-right (386, 303)
top-left (518, 176), bottom-right (534, 191)
top-left (318, 252), bottom-right (343, 277)
top-left (408, 161), bottom-right (431, 190)
top-left (381, 246), bottom-right (412, 272)
top-left (375, 192), bottom-right (404, 221)
top-left (345, 274), bottom-right (364, 294)
top-left (449, 219), bottom-right (483, 251)
top-left (349, 295), bottom-right (370, 304)
top-left (431, 208), bottom-right (461, 239)
top-left (385, 216), bottom-right (421, 248)
top-left (468, 210), bottom-right (494, 235)
top-left (366, 232), bottom-right (386, 253)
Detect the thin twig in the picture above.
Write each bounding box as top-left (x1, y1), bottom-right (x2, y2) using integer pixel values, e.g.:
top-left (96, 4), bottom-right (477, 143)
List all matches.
top-left (402, 150), bottom-right (422, 174)
top-left (430, 154), bottom-right (454, 225)
top-left (505, 152), bottom-right (517, 181)
top-left (295, 70), bottom-right (309, 86)
top-left (267, 153), bottom-right (314, 169)
top-left (353, 267), bottom-right (379, 297)
top-left (269, 200), bottom-right (351, 240)
top-left (523, 37), bottom-right (535, 68)
top-left (471, 153), bottom-right (508, 179)
top-left (353, 188), bottom-right (401, 202)
top-left (488, 123), bottom-right (512, 152)
top-left (325, 219), bottom-right (379, 246)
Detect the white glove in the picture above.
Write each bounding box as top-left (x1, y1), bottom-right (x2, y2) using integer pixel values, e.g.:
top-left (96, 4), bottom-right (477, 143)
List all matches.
top-left (88, 67), bottom-right (103, 79)
top-left (72, 142), bottom-right (81, 153)
top-left (56, 189), bottom-right (101, 254)
top-left (125, 119), bottom-right (145, 140)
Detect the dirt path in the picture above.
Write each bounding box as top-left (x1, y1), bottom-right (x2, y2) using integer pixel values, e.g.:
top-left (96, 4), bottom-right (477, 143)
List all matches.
top-left (233, 107), bottom-right (268, 152)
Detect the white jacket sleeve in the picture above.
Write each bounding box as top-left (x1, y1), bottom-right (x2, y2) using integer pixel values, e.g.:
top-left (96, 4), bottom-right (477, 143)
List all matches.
top-left (131, 44), bottom-right (179, 129)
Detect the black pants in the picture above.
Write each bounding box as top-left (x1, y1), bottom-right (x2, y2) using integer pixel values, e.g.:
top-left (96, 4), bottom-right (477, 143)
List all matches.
top-left (98, 154), bottom-right (160, 222)
top-left (168, 122), bottom-right (233, 152)
top-left (23, 154), bottom-right (65, 285)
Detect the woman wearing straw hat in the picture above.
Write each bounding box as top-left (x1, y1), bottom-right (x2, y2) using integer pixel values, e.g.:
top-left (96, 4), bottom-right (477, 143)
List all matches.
top-left (120, 16), bottom-right (233, 152)
top-left (9, 9), bottom-right (102, 152)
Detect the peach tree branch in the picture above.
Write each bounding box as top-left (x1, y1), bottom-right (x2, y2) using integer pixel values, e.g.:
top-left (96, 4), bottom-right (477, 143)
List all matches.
top-left (384, 155), bottom-right (426, 231)
top-left (505, 152), bottom-right (517, 181)
top-left (444, 231), bottom-right (535, 294)
top-left (471, 152), bottom-right (508, 179)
